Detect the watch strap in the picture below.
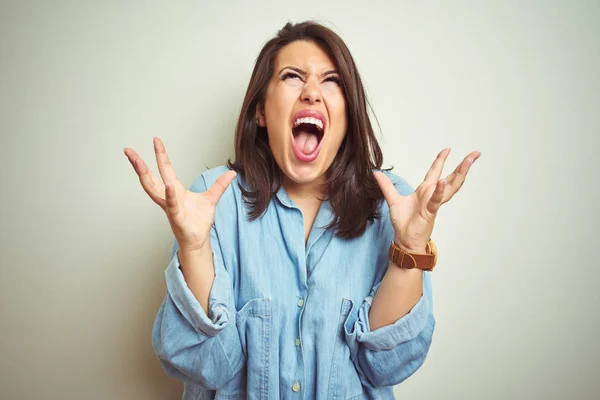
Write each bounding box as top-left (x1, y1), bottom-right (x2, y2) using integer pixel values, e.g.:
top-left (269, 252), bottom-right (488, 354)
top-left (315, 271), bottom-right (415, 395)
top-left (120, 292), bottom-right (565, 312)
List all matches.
top-left (389, 239), bottom-right (437, 271)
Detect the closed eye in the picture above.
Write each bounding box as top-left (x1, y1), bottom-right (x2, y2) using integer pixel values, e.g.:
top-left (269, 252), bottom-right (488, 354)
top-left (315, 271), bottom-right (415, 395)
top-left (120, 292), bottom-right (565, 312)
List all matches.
top-left (282, 72), bottom-right (302, 81)
top-left (324, 75), bottom-right (341, 85)
top-left (281, 71), bottom-right (341, 86)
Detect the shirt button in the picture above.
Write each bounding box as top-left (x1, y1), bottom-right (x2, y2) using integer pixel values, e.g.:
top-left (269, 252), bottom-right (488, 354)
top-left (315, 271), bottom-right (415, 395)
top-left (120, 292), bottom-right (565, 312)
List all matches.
top-left (297, 298), bottom-right (304, 307)
top-left (295, 338), bottom-right (301, 347)
top-left (292, 381), bottom-right (301, 392)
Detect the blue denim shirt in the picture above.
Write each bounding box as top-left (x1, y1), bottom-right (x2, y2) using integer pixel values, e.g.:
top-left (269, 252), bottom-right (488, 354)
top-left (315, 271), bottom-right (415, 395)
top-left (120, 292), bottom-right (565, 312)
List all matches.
top-left (152, 165), bottom-right (434, 399)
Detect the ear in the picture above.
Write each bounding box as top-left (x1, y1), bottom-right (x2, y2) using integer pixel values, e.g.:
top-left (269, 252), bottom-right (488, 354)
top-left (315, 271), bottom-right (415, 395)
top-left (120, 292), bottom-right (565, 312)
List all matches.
top-left (255, 103), bottom-right (266, 127)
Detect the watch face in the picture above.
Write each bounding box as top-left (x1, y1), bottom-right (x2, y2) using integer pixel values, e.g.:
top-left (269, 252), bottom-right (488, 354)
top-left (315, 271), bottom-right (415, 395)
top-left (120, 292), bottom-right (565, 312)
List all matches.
top-left (430, 241), bottom-right (438, 268)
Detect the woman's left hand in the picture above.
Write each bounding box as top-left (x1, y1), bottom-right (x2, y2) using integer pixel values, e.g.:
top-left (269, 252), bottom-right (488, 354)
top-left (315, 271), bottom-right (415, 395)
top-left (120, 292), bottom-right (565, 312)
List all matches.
top-left (374, 148), bottom-right (481, 253)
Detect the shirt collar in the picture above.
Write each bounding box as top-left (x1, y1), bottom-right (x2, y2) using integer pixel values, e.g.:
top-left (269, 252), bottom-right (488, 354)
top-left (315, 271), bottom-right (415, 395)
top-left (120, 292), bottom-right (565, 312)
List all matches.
top-left (275, 185), bottom-right (333, 227)
top-left (275, 184), bottom-right (296, 209)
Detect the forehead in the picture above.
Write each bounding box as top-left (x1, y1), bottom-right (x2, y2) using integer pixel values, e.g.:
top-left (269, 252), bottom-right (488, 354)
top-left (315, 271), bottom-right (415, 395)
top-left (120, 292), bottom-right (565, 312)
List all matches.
top-left (274, 40), bottom-right (336, 72)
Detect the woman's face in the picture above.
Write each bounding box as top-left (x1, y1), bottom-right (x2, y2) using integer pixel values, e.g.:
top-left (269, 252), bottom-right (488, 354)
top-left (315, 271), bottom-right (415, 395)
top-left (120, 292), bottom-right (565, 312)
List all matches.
top-left (257, 40), bottom-right (347, 190)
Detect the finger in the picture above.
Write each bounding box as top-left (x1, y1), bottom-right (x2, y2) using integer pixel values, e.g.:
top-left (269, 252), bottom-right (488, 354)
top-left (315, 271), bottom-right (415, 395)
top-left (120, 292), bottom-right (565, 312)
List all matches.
top-left (133, 156), bottom-right (167, 209)
top-left (124, 147), bottom-right (144, 172)
top-left (373, 171), bottom-right (400, 207)
top-left (426, 178), bottom-right (446, 214)
top-left (154, 137), bottom-right (179, 184)
top-left (205, 170), bottom-right (238, 206)
top-left (123, 148), bottom-right (137, 170)
top-left (164, 182), bottom-right (180, 217)
top-left (444, 151), bottom-right (481, 201)
top-left (423, 148), bottom-right (451, 185)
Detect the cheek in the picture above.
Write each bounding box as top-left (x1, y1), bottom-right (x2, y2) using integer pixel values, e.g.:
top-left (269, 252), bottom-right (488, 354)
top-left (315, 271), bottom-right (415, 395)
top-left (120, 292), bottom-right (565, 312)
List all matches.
top-left (327, 96), bottom-right (347, 133)
top-left (266, 86), bottom-right (298, 131)
top-left (321, 84), bottom-right (341, 96)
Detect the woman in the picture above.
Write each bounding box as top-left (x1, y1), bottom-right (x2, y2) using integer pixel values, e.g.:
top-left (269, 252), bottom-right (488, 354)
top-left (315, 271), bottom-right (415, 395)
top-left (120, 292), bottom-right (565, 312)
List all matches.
top-left (124, 21), bottom-right (479, 400)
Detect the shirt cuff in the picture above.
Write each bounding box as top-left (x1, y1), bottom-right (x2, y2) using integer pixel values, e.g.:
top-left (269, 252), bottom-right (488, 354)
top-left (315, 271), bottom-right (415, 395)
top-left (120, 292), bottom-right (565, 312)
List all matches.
top-left (164, 250), bottom-right (232, 337)
top-left (355, 273), bottom-right (432, 351)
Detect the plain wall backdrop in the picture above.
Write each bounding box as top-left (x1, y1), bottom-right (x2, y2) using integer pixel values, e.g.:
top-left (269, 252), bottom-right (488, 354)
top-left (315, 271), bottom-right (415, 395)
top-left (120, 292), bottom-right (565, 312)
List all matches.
top-left (1, 1), bottom-right (598, 399)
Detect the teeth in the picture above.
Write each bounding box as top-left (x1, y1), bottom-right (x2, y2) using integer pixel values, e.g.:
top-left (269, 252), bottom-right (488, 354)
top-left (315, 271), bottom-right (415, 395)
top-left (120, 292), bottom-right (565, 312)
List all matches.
top-left (293, 116), bottom-right (324, 130)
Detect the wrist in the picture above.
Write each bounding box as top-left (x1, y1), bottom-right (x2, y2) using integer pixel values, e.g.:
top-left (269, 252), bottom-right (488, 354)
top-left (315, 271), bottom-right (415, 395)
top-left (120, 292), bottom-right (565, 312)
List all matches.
top-left (389, 238), bottom-right (438, 271)
top-left (393, 239), bottom-right (428, 254)
top-left (179, 241), bottom-right (211, 255)
top-left (177, 245), bottom-right (213, 270)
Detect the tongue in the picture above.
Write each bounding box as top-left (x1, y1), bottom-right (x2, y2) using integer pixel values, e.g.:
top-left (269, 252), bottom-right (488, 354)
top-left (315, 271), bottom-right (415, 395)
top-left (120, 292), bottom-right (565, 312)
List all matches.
top-left (294, 131), bottom-right (319, 155)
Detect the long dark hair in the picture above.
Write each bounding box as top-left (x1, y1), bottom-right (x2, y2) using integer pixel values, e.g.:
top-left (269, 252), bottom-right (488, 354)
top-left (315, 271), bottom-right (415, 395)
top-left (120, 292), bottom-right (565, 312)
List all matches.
top-left (227, 21), bottom-right (389, 240)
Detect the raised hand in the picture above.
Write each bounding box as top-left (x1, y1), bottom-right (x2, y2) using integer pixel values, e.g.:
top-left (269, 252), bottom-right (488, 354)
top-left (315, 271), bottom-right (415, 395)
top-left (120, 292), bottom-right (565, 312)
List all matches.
top-left (374, 148), bottom-right (481, 252)
top-left (124, 137), bottom-right (237, 253)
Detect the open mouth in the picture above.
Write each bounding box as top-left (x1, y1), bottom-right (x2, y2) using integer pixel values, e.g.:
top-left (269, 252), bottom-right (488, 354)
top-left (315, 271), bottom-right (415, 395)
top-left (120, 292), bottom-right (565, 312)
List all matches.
top-left (292, 117), bottom-right (324, 155)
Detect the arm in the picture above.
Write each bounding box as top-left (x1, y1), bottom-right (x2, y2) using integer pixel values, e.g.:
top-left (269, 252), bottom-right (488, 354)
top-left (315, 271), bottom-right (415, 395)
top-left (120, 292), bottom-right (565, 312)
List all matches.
top-left (343, 171), bottom-right (434, 387)
top-left (369, 260), bottom-right (424, 332)
top-left (151, 175), bottom-right (244, 390)
top-left (177, 245), bottom-right (216, 315)
top-left (359, 149), bottom-right (479, 386)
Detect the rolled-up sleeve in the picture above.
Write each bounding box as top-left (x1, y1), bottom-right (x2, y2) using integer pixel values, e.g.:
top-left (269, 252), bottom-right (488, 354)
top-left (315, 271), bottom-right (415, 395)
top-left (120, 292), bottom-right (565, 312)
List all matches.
top-left (346, 270), bottom-right (435, 387)
top-left (152, 175), bottom-right (243, 390)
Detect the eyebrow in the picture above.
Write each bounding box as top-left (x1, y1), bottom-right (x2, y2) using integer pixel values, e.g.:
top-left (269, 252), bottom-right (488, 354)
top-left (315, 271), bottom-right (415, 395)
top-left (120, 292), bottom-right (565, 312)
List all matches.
top-left (278, 66), bottom-right (339, 77)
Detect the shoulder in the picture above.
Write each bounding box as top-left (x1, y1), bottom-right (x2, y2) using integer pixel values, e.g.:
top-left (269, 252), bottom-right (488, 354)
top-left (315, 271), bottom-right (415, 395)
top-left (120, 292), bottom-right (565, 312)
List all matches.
top-left (376, 168), bottom-right (415, 196)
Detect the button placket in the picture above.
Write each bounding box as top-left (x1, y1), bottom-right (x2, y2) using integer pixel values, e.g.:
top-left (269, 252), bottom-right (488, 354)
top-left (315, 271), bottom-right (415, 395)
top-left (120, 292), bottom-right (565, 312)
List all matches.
top-left (295, 295), bottom-right (306, 395)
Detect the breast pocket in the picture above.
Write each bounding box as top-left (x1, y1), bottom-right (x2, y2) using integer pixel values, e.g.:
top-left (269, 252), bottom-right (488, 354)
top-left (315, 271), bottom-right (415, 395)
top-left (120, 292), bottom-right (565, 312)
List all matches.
top-left (328, 298), bottom-right (364, 399)
top-left (215, 297), bottom-right (271, 400)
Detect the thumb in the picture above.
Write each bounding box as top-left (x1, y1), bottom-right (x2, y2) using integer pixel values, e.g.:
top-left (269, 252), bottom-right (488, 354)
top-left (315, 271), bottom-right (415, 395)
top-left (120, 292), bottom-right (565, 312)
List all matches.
top-left (374, 171), bottom-right (399, 208)
top-left (426, 178), bottom-right (446, 214)
top-left (205, 170), bottom-right (238, 206)
top-left (164, 182), bottom-right (181, 217)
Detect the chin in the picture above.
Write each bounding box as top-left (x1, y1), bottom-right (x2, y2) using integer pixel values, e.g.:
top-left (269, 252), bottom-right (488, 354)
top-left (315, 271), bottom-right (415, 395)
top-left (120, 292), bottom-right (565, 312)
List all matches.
top-left (282, 157), bottom-right (325, 185)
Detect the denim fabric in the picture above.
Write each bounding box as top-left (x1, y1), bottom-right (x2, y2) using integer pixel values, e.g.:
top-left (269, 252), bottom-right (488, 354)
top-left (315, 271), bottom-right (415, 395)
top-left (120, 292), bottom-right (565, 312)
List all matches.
top-left (152, 165), bottom-right (435, 400)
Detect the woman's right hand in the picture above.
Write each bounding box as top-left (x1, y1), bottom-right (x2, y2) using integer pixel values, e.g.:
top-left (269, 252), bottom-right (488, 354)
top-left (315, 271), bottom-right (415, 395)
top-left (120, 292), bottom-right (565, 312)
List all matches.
top-left (124, 137), bottom-right (237, 253)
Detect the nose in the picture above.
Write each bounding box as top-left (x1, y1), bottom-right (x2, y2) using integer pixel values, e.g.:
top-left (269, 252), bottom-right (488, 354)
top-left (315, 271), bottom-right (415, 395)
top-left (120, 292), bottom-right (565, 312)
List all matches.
top-left (300, 79), bottom-right (322, 104)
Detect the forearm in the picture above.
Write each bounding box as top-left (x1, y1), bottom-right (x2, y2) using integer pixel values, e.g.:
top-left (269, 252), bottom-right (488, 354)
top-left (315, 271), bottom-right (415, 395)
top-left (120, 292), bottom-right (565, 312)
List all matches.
top-left (368, 260), bottom-right (423, 331)
top-left (178, 246), bottom-right (216, 315)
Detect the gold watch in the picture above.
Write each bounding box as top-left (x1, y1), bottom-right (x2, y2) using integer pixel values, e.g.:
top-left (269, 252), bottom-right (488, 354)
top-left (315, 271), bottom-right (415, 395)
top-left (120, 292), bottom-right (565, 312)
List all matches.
top-left (389, 239), bottom-right (438, 271)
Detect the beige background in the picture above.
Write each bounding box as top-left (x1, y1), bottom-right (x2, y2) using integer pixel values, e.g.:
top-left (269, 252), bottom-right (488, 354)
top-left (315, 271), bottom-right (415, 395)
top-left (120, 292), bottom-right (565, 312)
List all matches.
top-left (1, 1), bottom-right (598, 399)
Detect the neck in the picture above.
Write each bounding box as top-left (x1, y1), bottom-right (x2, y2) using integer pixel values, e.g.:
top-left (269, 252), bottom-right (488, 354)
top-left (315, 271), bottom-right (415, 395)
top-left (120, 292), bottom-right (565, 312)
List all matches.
top-left (282, 175), bottom-right (326, 203)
